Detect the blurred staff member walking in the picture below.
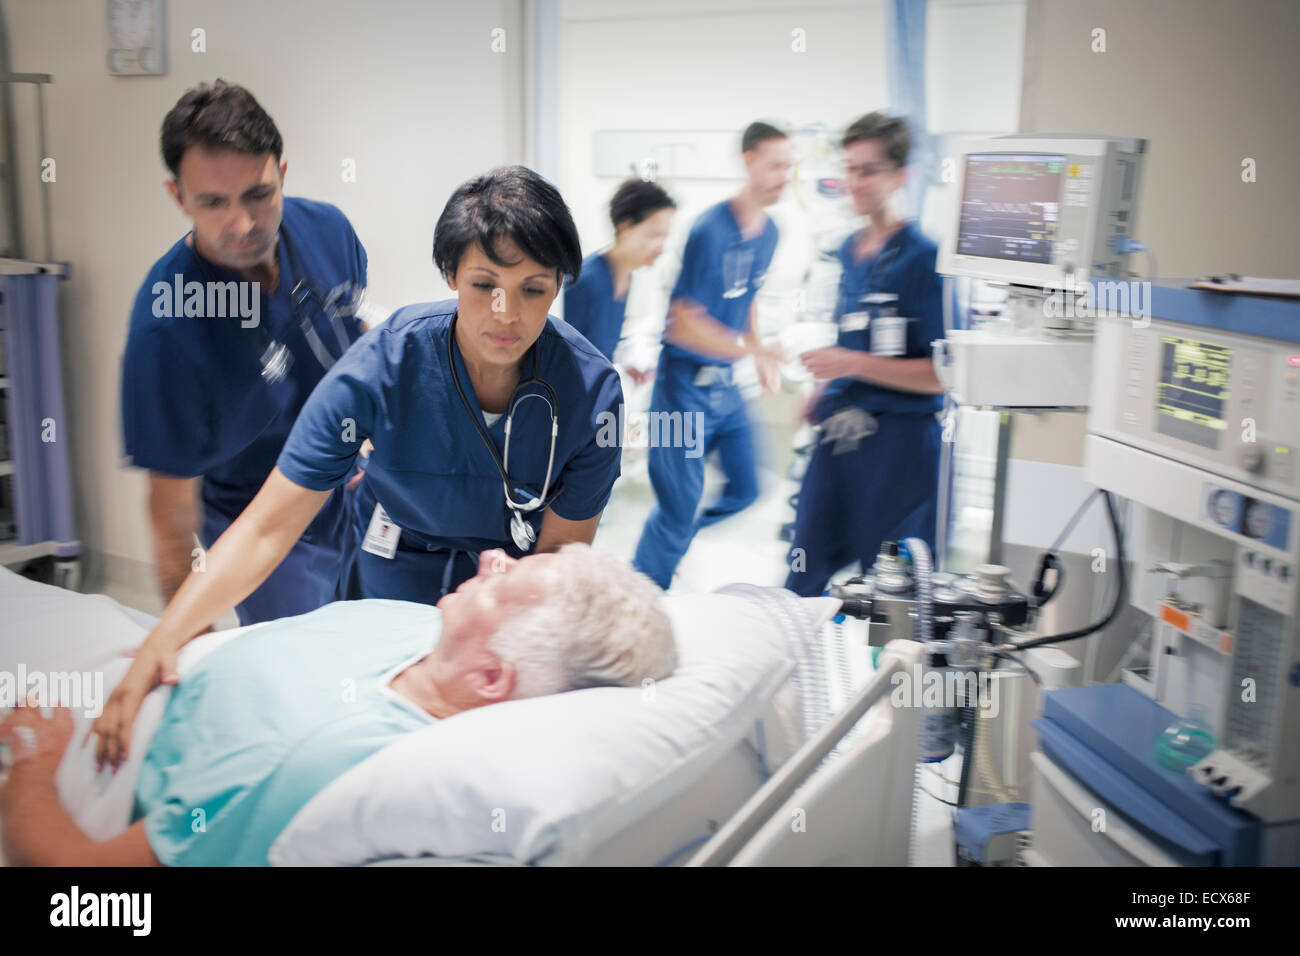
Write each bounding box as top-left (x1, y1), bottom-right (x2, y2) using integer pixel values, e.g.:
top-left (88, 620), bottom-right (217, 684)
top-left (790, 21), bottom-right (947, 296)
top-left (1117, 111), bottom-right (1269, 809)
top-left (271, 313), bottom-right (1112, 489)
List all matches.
top-left (785, 112), bottom-right (944, 597)
top-left (633, 122), bottom-right (791, 590)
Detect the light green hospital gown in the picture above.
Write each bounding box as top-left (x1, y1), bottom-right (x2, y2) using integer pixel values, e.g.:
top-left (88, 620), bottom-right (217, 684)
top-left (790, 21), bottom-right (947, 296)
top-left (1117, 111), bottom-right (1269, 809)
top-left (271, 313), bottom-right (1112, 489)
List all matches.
top-left (134, 599), bottom-right (438, 865)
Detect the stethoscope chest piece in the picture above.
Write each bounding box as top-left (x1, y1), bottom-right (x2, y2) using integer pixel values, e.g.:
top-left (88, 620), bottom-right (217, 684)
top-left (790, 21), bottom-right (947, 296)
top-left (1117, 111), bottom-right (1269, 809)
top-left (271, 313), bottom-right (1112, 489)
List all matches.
top-left (510, 511), bottom-right (537, 551)
top-left (259, 340), bottom-right (294, 384)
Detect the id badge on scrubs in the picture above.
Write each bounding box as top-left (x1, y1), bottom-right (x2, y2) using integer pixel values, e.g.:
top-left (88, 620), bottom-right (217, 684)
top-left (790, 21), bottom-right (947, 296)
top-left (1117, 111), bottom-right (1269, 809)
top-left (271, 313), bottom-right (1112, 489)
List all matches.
top-left (361, 503), bottom-right (401, 559)
top-left (840, 311), bottom-right (870, 333)
top-left (870, 315), bottom-right (908, 357)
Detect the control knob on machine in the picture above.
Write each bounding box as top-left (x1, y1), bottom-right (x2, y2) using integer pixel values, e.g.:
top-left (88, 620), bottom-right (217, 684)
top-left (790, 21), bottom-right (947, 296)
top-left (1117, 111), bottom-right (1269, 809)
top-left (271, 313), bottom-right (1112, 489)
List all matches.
top-left (1239, 444), bottom-right (1265, 475)
top-left (1243, 500), bottom-right (1274, 540)
top-left (973, 564), bottom-right (1014, 604)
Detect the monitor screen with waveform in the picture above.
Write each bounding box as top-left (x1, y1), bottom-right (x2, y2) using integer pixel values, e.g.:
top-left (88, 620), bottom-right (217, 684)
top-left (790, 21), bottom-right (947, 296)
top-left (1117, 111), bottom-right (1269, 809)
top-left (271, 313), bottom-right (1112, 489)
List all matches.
top-left (956, 153), bottom-right (1066, 265)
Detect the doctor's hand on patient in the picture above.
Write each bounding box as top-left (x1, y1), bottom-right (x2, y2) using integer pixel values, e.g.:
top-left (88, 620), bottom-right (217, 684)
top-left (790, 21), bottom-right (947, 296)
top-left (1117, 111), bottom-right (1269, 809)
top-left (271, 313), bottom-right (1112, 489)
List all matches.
top-left (90, 641), bottom-right (180, 772)
top-left (91, 468), bottom-right (334, 770)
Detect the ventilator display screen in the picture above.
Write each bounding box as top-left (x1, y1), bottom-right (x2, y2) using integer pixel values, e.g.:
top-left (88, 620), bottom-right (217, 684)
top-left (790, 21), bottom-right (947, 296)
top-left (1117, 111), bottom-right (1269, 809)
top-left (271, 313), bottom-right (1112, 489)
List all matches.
top-left (956, 154), bottom-right (1065, 264)
top-left (1156, 335), bottom-right (1232, 450)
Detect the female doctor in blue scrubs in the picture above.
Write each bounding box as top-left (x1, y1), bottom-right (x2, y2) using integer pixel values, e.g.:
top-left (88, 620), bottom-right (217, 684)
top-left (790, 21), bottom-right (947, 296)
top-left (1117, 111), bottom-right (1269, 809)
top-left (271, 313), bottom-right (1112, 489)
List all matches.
top-left (94, 166), bottom-right (624, 768)
top-left (563, 177), bottom-right (675, 376)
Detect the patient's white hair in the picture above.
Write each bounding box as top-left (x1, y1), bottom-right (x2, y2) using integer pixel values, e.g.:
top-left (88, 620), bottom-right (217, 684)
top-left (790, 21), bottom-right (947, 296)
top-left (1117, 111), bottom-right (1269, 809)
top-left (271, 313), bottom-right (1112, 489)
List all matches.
top-left (487, 544), bottom-right (676, 699)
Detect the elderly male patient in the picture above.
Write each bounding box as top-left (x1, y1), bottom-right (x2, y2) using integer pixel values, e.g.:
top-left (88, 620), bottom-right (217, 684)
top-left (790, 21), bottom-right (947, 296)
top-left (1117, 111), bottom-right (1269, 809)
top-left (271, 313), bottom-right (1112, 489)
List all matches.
top-left (0, 545), bottom-right (675, 866)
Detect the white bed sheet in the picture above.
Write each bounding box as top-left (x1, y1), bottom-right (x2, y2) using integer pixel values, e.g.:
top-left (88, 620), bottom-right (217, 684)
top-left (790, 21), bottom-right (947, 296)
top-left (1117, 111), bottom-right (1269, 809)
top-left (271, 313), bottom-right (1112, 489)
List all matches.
top-left (0, 568), bottom-right (250, 864)
top-left (1, 569), bottom-right (808, 867)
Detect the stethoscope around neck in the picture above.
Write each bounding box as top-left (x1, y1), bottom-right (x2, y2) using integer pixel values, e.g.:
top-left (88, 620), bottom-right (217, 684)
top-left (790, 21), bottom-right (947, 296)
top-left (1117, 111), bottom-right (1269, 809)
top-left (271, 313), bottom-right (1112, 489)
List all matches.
top-left (190, 223), bottom-right (360, 384)
top-left (446, 311), bottom-right (560, 552)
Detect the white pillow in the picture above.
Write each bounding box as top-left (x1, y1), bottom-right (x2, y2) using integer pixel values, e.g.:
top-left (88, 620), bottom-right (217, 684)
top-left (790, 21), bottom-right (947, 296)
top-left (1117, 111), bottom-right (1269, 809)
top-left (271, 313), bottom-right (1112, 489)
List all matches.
top-left (269, 592), bottom-right (828, 866)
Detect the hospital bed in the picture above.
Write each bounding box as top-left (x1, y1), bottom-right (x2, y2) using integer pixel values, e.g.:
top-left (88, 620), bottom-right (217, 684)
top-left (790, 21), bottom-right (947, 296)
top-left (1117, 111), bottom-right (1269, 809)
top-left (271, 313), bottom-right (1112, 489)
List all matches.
top-left (0, 565), bottom-right (922, 866)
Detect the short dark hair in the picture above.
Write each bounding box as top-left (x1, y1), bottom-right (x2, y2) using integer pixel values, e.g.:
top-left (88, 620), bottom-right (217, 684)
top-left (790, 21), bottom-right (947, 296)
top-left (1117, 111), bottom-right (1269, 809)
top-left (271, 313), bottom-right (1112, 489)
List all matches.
top-left (842, 112), bottom-right (911, 167)
top-left (433, 166), bottom-right (583, 285)
top-left (741, 121), bottom-right (788, 154)
top-left (160, 80), bottom-right (283, 178)
top-left (609, 178), bottom-right (676, 229)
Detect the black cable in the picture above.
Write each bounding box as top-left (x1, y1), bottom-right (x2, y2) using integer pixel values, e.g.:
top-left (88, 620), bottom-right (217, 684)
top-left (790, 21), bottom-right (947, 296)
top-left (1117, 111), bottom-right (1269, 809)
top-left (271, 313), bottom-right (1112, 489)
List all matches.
top-left (1024, 489), bottom-right (1100, 609)
top-left (1004, 490), bottom-right (1128, 652)
top-left (1030, 552), bottom-right (1064, 608)
top-left (990, 650), bottom-right (1043, 687)
top-left (923, 787), bottom-right (961, 809)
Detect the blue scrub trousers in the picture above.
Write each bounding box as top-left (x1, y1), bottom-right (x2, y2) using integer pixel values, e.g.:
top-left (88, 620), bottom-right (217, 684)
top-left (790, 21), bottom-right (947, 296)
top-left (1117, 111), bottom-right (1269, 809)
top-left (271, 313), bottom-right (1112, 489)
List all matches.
top-left (633, 355), bottom-right (760, 589)
top-left (201, 487), bottom-right (351, 626)
top-left (784, 411), bottom-right (941, 597)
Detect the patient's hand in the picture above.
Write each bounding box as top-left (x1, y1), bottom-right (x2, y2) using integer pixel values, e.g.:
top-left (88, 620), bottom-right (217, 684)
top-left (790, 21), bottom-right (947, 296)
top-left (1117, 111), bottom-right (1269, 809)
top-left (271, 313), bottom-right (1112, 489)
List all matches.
top-left (1, 707), bottom-right (160, 867)
top-left (0, 705), bottom-right (73, 785)
top-left (90, 639), bottom-right (179, 771)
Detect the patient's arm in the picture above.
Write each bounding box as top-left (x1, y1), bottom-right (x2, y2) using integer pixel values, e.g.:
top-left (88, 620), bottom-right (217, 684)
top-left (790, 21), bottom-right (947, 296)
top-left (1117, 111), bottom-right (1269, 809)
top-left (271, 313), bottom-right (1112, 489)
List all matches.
top-left (0, 708), bottom-right (161, 866)
top-left (3, 791), bottom-right (159, 866)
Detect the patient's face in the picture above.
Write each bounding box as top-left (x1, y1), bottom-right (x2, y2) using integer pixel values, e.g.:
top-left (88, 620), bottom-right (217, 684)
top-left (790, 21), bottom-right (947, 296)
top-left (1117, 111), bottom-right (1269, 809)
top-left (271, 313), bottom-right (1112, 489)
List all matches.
top-left (428, 551), bottom-right (559, 705)
top-left (439, 550), bottom-right (557, 634)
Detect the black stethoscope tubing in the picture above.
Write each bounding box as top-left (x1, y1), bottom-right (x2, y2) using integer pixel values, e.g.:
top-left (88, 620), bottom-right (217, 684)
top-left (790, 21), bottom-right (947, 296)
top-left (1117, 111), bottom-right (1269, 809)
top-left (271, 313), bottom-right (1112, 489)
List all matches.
top-left (446, 312), bottom-right (561, 538)
top-left (188, 220), bottom-right (354, 379)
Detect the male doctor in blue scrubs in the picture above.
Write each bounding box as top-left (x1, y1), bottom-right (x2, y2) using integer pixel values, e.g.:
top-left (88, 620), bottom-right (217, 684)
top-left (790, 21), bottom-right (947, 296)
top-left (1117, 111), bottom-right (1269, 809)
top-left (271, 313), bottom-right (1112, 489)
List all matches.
top-left (784, 113), bottom-right (945, 597)
top-left (563, 177), bottom-right (676, 380)
top-left (94, 166), bottom-right (624, 770)
top-left (633, 122), bottom-right (790, 590)
top-left (121, 81), bottom-right (369, 626)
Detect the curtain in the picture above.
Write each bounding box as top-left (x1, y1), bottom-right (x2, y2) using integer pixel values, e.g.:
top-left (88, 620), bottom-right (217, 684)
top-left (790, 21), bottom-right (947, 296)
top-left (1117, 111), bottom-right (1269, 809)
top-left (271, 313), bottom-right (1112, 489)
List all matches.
top-left (1, 272), bottom-right (77, 551)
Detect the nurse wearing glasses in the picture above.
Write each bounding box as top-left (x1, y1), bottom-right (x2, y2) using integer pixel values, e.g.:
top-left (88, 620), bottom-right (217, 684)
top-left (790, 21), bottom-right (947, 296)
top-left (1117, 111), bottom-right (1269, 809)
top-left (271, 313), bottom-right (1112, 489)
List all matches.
top-left (94, 165), bottom-right (623, 769)
top-left (784, 113), bottom-right (946, 598)
top-left (122, 81), bottom-right (369, 626)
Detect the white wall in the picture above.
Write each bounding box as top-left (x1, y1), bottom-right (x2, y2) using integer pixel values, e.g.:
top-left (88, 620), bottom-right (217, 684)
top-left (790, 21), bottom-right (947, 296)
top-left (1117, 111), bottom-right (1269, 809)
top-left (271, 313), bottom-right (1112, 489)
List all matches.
top-left (556, 0), bottom-right (1026, 346)
top-left (5, 0), bottom-right (525, 586)
top-left (927, 0), bottom-right (1025, 135)
top-left (557, 0), bottom-right (886, 341)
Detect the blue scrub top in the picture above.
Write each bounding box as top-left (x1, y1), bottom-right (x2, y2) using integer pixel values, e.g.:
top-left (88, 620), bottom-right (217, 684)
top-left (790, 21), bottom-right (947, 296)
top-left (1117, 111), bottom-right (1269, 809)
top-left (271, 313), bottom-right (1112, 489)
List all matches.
top-left (563, 250), bottom-right (626, 361)
top-left (814, 221), bottom-right (944, 419)
top-left (121, 197), bottom-right (368, 537)
top-left (276, 299), bottom-right (624, 568)
top-left (663, 200), bottom-right (778, 367)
